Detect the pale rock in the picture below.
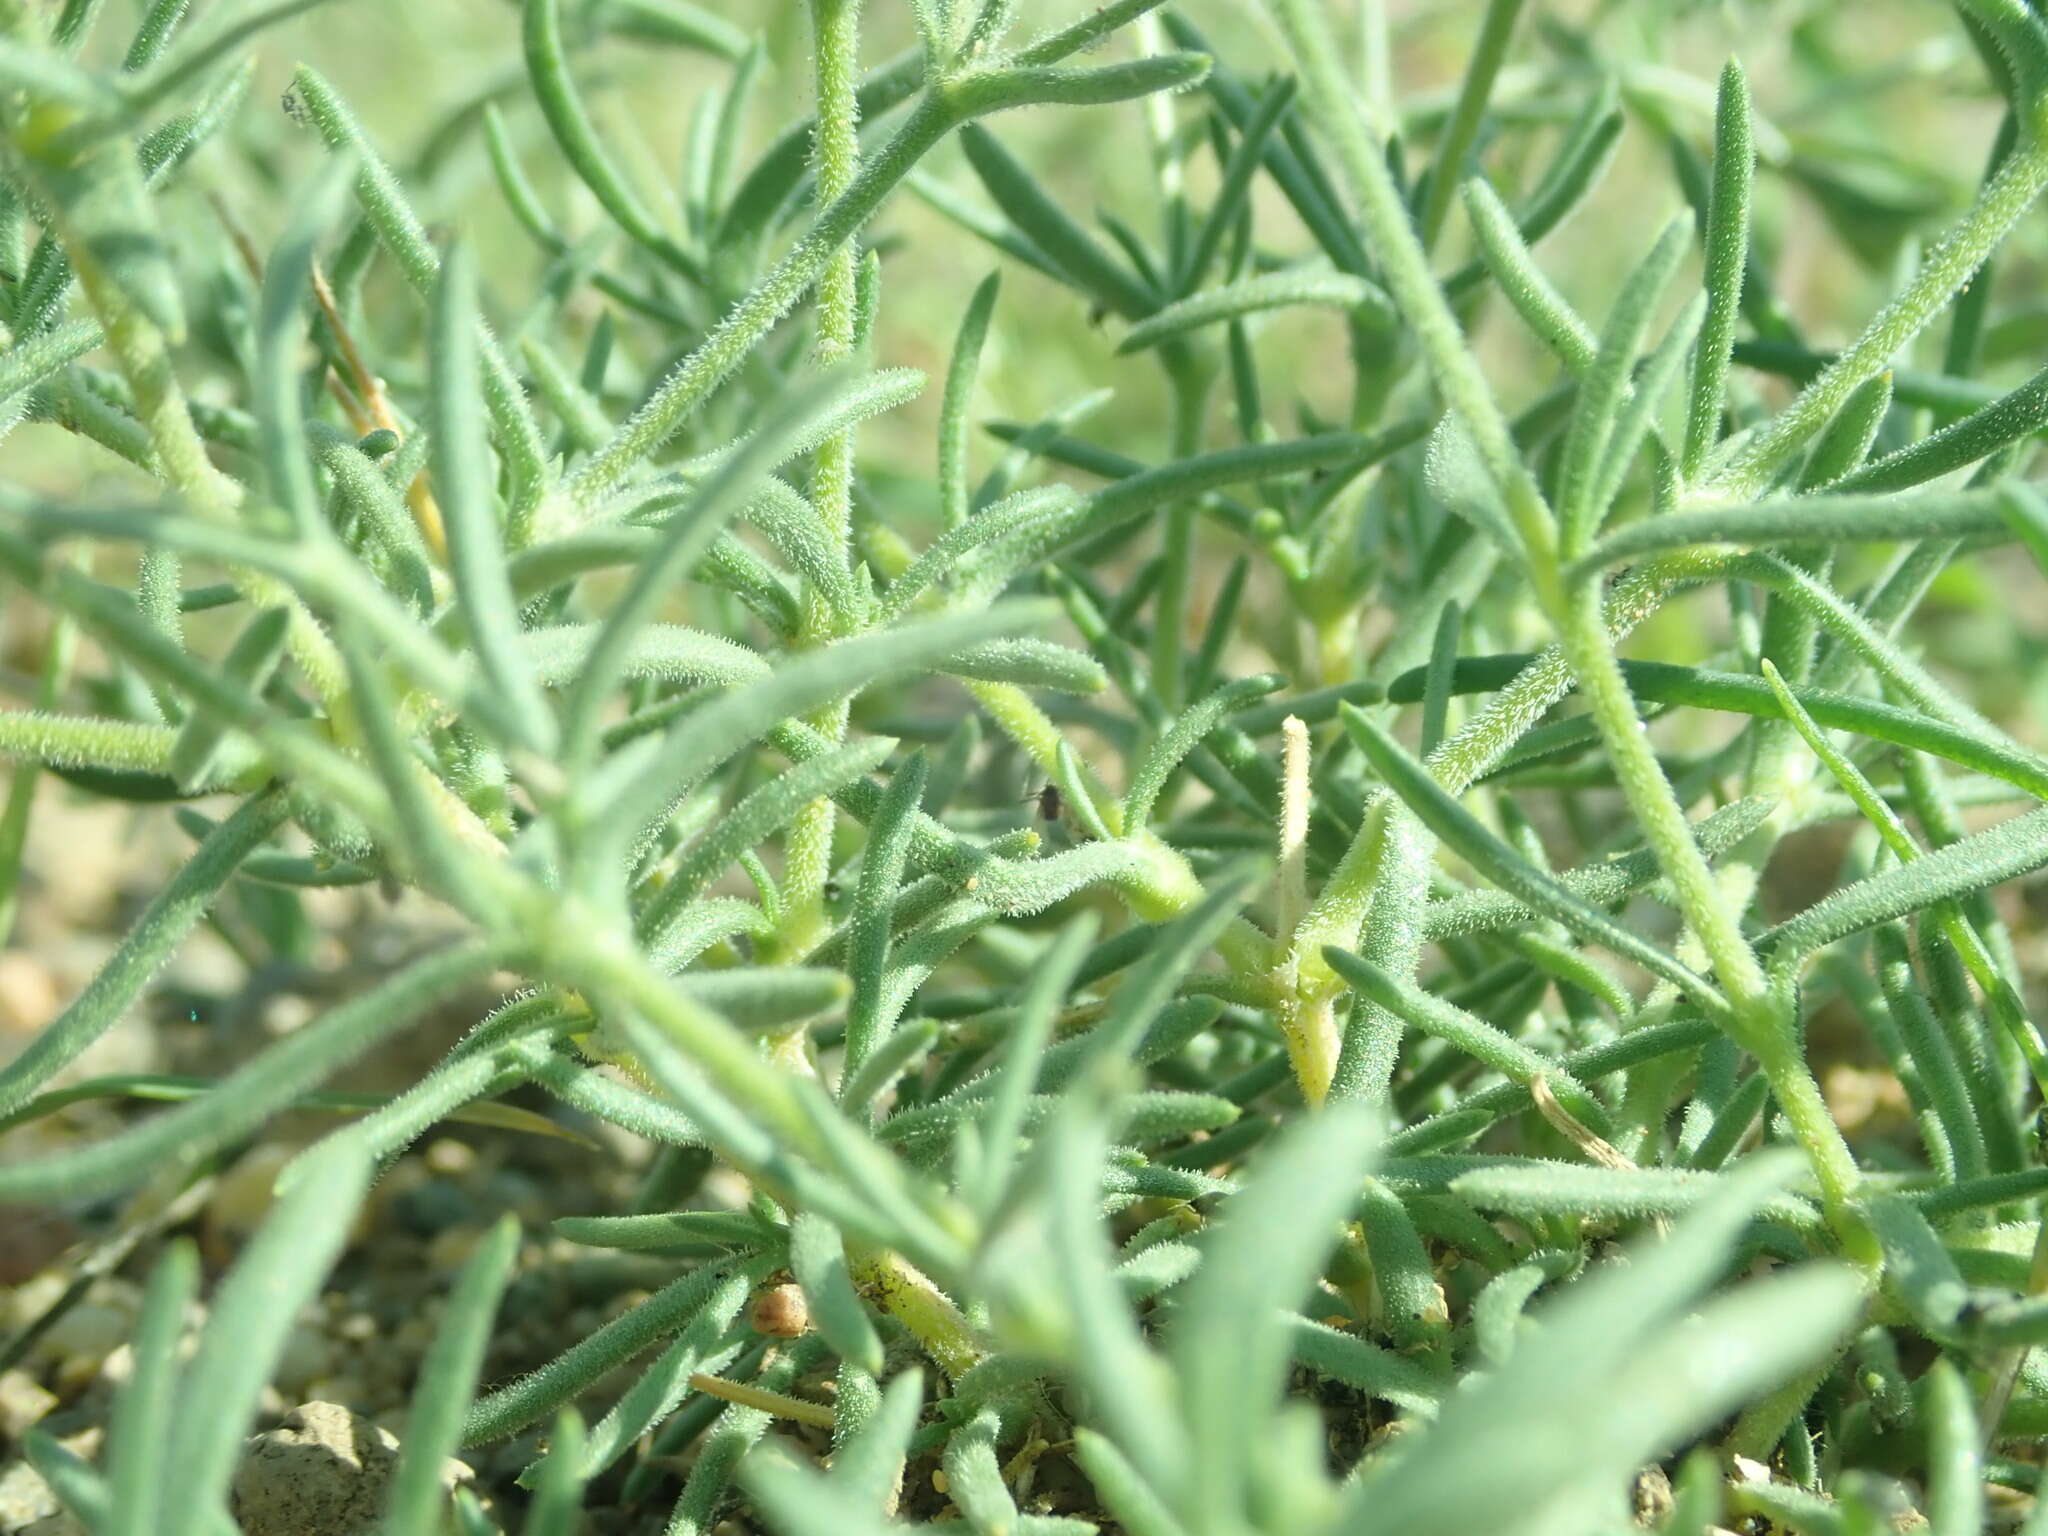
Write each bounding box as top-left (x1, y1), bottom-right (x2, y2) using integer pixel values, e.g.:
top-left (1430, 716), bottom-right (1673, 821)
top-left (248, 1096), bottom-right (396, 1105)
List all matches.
top-left (0, 1459), bottom-right (58, 1533)
top-left (94, 1344), bottom-right (134, 1392)
top-left (230, 1401), bottom-right (470, 1536)
top-left (0, 1373), bottom-right (56, 1440)
top-left (261, 994), bottom-right (316, 1037)
top-left (0, 955), bottom-right (59, 1041)
top-left (3, 1277), bottom-right (64, 1337)
top-left (423, 1139), bottom-right (475, 1176)
top-left (0, 1434), bottom-right (97, 1536)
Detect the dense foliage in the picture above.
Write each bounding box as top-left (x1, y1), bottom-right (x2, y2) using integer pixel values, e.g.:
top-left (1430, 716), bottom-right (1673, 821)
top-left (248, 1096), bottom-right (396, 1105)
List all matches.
top-left (9, 0), bottom-right (2048, 1531)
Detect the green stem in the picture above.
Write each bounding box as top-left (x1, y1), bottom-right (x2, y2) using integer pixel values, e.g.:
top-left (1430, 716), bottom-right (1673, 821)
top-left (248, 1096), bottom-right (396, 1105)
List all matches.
top-left (1727, 1346), bottom-right (1857, 1463)
top-left (1288, 556), bottom-right (1696, 999)
top-left (1557, 587), bottom-right (1868, 1247)
top-left (781, 0), bottom-right (868, 959)
top-left (809, 0), bottom-right (865, 423)
top-left (0, 593), bottom-right (78, 946)
top-left (849, 1245), bottom-right (984, 1381)
top-left (1557, 593), bottom-right (1765, 1007)
top-left (0, 709), bottom-right (182, 776)
top-left (966, 679), bottom-right (1120, 825)
top-left (963, 681), bottom-right (1271, 972)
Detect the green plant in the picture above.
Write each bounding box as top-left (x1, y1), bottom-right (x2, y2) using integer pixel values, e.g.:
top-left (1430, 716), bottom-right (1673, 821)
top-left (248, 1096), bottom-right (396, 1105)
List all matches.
top-left (6, 0), bottom-right (2048, 1530)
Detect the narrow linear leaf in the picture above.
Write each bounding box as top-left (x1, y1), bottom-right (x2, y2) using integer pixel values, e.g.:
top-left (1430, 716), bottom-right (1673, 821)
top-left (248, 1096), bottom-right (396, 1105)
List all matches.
top-left (1118, 269), bottom-right (1392, 353)
top-left (1339, 703), bottom-right (1727, 1017)
top-left (383, 1217), bottom-right (522, 1535)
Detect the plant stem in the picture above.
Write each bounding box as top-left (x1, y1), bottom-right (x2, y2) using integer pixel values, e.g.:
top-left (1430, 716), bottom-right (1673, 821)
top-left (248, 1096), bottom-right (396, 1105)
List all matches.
top-left (850, 1246), bottom-right (984, 1380)
top-left (550, 920), bottom-right (819, 1161)
top-left (0, 591), bottom-right (78, 946)
top-left (685, 1373), bottom-right (837, 1428)
top-left (1556, 586), bottom-right (1869, 1249)
top-left (1283, 793), bottom-right (1389, 1102)
top-left (961, 678), bottom-right (1271, 971)
top-left (809, 0), bottom-right (865, 530)
top-left (0, 710), bottom-right (181, 776)
top-left (781, 0), bottom-right (867, 960)
top-left (1557, 595), bottom-right (1762, 1007)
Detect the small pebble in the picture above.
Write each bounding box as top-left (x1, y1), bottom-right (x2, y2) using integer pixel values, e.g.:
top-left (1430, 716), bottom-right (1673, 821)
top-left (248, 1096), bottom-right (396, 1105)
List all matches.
top-left (0, 954), bottom-right (59, 1040)
top-left (261, 994), bottom-right (316, 1037)
top-left (0, 1372), bottom-right (56, 1440)
top-left (423, 1140), bottom-right (475, 1177)
top-left (1631, 1465), bottom-right (1674, 1525)
top-left (3, 1276), bottom-right (64, 1338)
top-left (0, 1433), bottom-right (98, 1536)
top-left (0, 1459), bottom-right (58, 1533)
top-left (94, 1345), bottom-right (134, 1392)
top-left (749, 1283), bottom-right (810, 1339)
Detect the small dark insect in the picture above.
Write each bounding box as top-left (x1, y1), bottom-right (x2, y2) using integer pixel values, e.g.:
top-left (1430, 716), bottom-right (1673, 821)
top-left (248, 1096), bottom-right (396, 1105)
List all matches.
top-left (1956, 1294), bottom-right (1989, 1329)
top-left (1086, 301), bottom-right (1109, 329)
top-left (822, 879), bottom-right (843, 902)
top-left (281, 86), bottom-right (309, 127)
top-left (1027, 783), bottom-right (1064, 822)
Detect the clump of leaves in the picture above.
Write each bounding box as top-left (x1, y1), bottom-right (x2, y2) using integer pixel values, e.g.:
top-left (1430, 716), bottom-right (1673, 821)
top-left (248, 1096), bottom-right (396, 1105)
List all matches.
top-left (8, 0), bottom-right (2048, 1531)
